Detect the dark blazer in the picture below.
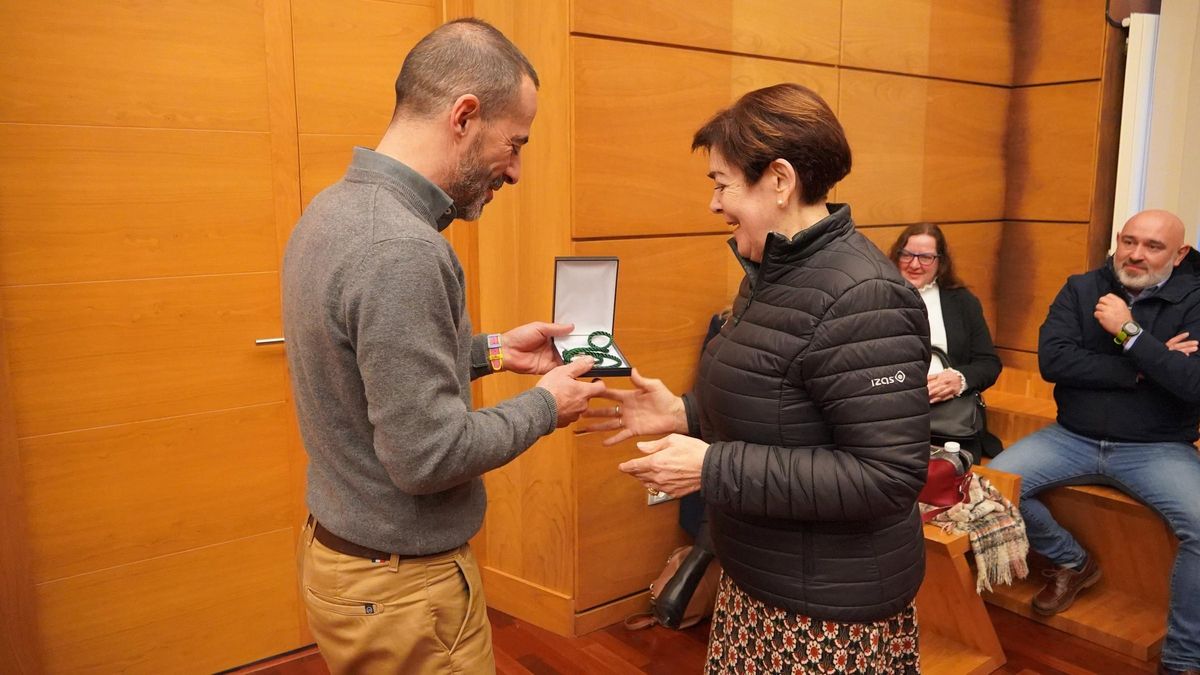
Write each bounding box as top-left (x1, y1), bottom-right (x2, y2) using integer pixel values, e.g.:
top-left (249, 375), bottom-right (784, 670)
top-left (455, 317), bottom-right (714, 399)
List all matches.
top-left (939, 286), bottom-right (1002, 393)
top-left (934, 286), bottom-right (1003, 459)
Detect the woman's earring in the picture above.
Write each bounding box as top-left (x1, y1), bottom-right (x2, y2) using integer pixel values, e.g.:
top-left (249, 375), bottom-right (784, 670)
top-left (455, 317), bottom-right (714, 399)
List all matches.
top-left (777, 198), bottom-right (784, 207)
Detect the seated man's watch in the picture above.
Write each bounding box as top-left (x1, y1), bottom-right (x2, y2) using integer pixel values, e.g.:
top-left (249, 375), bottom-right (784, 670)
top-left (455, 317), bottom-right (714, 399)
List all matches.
top-left (1114, 320), bottom-right (1142, 346)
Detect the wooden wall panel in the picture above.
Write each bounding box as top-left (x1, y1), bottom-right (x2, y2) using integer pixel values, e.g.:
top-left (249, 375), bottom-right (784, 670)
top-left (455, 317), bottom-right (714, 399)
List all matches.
top-left (995, 222), bottom-right (1090, 352)
top-left (841, 0), bottom-right (1013, 85)
top-left (940, 222), bottom-right (1003, 331)
top-left (1006, 82), bottom-right (1101, 222)
top-left (471, 0), bottom-right (577, 599)
top-left (574, 234), bottom-right (733, 609)
top-left (298, 133), bottom-right (378, 207)
top-left (572, 0), bottom-right (840, 64)
top-left (575, 431), bottom-right (690, 611)
top-left (922, 82), bottom-right (1009, 224)
top-left (0, 125), bottom-right (277, 286)
top-left (0, 1), bottom-right (269, 130)
top-left (579, 235), bottom-right (734, 394)
top-left (0, 311), bottom-right (39, 673)
top-left (21, 404), bottom-right (291, 582)
top-left (36, 529), bottom-right (299, 674)
top-left (265, 0), bottom-right (304, 263)
top-left (839, 72), bottom-right (927, 225)
top-left (3, 274), bottom-right (285, 438)
top-left (840, 72), bottom-right (1007, 225)
top-left (858, 225), bottom-right (905, 257)
top-left (573, 37), bottom-right (838, 238)
top-left (291, 0), bottom-right (438, 135)
top-left (1012, 0), bottom-right (1107, 85)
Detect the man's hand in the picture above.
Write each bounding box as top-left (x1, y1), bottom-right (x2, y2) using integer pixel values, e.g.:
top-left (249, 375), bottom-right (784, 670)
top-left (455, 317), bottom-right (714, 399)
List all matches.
top-left (1093, 293), bottom-right (1133, 336)
top-left (535, 357), bottom-right (606, 427)
top-left (1166, 331), bottom-right (1198, 356)
top-left (578, 369), bottom-right (687, 446)
top-left (502, 321), bottom-right (573, 375)
top-left (617, 433), bottom-right (708, 498)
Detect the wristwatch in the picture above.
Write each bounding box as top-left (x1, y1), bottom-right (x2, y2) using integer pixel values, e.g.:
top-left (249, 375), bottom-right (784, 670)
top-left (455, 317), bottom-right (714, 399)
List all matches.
top-left (1114, 320), bottom-right (1142, 346)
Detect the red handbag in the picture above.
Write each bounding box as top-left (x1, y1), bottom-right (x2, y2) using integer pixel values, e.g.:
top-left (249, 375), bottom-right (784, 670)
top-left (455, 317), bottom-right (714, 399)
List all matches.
top-left (918, 454), bottom-right (972, 522)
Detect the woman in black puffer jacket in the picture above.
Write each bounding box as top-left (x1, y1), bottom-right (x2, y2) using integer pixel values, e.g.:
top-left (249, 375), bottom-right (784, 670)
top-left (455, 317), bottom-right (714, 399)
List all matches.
top-left (587, 84), bottom-right (931, 673)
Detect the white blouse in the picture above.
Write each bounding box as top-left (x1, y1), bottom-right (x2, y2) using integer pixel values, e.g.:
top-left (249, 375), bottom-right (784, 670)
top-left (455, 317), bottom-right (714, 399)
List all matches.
top-left (920, 282), bottom-right (947, 376)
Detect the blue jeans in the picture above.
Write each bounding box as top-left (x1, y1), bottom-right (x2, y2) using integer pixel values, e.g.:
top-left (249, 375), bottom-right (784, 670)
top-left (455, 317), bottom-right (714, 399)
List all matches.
top-left (989, 424), bottom-right (1200, 669)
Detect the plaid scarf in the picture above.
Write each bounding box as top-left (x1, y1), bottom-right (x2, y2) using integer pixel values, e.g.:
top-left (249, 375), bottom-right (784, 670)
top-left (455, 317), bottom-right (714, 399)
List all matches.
top-left (929, 473), bottom-right (1030, 592)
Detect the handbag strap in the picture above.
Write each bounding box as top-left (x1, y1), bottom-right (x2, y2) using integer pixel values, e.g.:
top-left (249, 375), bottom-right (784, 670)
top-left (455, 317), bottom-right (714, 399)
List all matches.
top-left (623, 612), bottom-right (658, 630)
top-left (930, 345), bottom-right (955, 369)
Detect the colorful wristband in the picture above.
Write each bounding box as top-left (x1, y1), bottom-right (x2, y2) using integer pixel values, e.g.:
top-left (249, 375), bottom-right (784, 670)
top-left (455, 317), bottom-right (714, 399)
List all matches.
top-left (487, 333), bottom-right (504, 371)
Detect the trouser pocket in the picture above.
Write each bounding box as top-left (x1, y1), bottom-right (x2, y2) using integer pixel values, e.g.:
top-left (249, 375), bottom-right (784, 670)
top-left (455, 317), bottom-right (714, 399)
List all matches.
top-left (427, 555), bottom-right (474, 653)
top-left (305, 586), bottom-right (384, 617)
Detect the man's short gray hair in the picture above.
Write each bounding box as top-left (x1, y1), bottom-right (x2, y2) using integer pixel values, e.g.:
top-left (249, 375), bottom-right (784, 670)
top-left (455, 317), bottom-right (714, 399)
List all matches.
top-left (393, 18), bottom-right (539, 121)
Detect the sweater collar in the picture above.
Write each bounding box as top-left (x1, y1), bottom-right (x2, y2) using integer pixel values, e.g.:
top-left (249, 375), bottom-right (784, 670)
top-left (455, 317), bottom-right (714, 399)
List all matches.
top-left (346, 147), bottom-right (458, 231)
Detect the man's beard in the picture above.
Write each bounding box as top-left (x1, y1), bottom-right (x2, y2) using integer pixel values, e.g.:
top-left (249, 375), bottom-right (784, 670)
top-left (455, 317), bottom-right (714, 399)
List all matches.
top-left (447, 138), bottom-right (501, 221)
top-left (1115, 257), bottom-right (1173, 290)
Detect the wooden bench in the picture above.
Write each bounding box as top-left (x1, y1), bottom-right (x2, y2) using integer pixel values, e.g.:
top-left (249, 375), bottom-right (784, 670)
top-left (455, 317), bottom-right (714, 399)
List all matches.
top-left (983, 483), bottom-right (1177, 660)
top-left (917, 465), bottom-right (1020, 675)
top-left (982, 349), bottom-right (1057, 449)
top-left (980, 350), bottom-right (1184, 661)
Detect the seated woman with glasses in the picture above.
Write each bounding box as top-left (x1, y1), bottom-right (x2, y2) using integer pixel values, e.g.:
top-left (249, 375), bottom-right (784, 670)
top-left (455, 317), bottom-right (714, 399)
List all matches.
top-left (889, 223), bottom-right (1004, 462)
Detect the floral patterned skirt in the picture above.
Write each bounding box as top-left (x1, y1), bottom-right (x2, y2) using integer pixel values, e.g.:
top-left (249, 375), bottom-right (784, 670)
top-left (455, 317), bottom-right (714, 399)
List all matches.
top-left (705, 573), bottom-right (920, 674)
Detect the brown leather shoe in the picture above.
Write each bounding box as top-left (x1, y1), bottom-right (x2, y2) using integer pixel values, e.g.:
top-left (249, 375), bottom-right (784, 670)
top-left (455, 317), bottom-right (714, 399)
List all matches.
top-left (1159, 662), bottom-right (1200, 675)
top-left (1032, 555), bottom-right (1101, 616)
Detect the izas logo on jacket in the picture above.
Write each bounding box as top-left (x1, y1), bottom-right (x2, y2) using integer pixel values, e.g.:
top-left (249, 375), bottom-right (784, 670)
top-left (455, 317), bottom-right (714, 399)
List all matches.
top-left (870, 370), bottom-right (907, 387)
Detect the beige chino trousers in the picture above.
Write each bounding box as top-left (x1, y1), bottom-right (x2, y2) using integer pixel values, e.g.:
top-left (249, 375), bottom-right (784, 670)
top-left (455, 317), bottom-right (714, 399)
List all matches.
top-left (297, 518), bottom-right (495, 674)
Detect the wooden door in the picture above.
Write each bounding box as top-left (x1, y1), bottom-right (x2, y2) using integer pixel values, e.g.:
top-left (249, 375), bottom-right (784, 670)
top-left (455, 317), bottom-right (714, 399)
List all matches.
top-left (0, 0), bottom-right (438, 671)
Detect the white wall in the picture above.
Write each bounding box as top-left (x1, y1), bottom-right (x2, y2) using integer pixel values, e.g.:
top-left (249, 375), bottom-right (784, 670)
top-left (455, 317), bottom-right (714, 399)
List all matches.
top-left (1145, 0), bottom-right (1200, 247)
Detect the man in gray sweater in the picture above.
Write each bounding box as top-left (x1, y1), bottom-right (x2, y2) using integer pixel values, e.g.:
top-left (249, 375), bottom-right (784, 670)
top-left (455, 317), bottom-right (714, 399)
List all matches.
top-left (283, 19), bottom-right (603, 674)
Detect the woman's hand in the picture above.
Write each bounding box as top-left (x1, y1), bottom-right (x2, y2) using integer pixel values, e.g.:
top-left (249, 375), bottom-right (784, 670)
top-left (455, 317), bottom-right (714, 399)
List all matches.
top-left (578, 369), bottom-right (687, 446)
top-left (927, 368), bottom-right (964, 404)
top-left (618, 433), bottom-right (708, 498)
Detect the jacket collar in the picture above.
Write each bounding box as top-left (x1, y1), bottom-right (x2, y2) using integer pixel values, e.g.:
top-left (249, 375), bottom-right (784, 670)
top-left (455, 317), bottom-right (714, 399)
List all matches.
top-left (345, 147), bottom-right (458, 231)
top-left (728, 203), bottom-right (855, 289)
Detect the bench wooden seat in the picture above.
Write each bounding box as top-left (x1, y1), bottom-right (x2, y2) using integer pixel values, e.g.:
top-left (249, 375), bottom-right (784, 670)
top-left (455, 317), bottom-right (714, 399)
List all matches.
top-left (977, 350), bottom-right (1187, 661)
top-left (917, 465), bottom-right (1019, 675)
top-left (982, 482), bottom-right (1177, 661)
top-left (982, 350), bottom-right (1057, 448)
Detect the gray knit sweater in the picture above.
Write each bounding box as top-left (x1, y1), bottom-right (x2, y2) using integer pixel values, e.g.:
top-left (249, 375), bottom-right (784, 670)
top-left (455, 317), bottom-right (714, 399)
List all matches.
top-left (282, 148), bottom-right (557, 554)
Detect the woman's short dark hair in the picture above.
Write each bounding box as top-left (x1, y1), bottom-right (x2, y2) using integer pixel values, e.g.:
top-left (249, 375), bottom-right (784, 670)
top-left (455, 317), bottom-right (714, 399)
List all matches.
top-left (691, 83), bottom-right (851, 205)
top-left (393, 18), bottom-right (539, 121)
top-left (887, 222), bottom-right (964, 289)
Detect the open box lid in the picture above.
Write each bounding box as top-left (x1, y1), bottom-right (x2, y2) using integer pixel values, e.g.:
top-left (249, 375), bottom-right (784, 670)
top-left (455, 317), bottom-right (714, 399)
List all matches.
top-left (552, 256), bottom-right (630, 376)
top-left (553, 257), bottom-right (618, 333)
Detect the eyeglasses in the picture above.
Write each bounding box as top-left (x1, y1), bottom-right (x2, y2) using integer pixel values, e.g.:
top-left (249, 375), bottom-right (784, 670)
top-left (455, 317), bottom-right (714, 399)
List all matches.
top-left (898, 250), bottom-right (939, 267)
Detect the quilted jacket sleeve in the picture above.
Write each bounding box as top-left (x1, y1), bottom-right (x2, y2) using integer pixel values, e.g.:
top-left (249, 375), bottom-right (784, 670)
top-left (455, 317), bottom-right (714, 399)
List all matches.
top-left (702, 278), bottom-right (931, 521)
